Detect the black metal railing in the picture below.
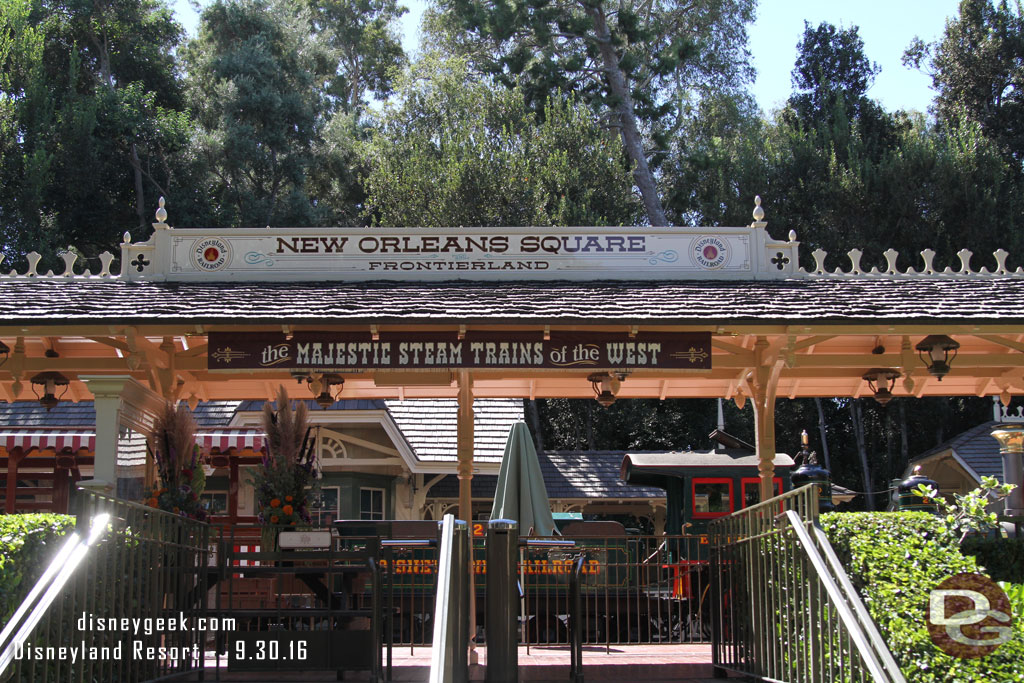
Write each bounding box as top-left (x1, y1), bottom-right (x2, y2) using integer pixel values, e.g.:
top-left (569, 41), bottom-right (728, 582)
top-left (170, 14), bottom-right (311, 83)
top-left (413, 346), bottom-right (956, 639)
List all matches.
top-left (568, 555), bottom-right (585, 683)
top-left (207, 522), bottom-right (385, 679)
top-left (1, 487), bottom-right (210, 683)
top-left (517, 534), bottom-right (711, 647)
top-left (203, 523), bottom-right (712, 657)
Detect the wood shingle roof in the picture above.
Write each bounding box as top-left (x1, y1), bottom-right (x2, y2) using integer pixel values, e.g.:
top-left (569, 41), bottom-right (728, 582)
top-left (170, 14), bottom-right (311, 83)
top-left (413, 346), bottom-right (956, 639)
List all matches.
top-left (3, 277), bottom-right (1024, 325)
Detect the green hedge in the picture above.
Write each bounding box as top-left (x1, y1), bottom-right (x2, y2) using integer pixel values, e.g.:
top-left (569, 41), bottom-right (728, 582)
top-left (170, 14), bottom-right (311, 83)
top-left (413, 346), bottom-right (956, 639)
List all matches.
top-left (0, 514), bottom-right (77, 623)
top-left (961, 536), bottom-right (1024, 583)
top-left (821, 512), bottom-right (1024, 683)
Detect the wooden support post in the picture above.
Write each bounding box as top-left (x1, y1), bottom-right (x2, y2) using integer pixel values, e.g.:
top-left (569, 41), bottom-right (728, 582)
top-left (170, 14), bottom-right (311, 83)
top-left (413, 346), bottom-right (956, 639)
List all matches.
top-left (86, 381), bottom-right (125, 492)
top-left (53, 466), bottom-right (70, 513)
top-left (5, 449), bottom-right (22, 513)
top-left (456, 370), bottom-right (477, 659)
top-left (457, 370), bottom-right (475, 526)
top-left (751, 337), bottom-right (784, 502)
top-left (229, 456), bottom-right (240, 519)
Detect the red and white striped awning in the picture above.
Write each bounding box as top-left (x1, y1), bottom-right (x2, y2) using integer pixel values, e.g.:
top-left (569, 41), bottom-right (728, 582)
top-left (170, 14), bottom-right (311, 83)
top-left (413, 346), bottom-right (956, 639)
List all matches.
top-left (0, 428), bottom-right (265, 455)
top-left (196, 429), bottom-right (265, 453)
top-left (0, 430), bottom-right (95, 453)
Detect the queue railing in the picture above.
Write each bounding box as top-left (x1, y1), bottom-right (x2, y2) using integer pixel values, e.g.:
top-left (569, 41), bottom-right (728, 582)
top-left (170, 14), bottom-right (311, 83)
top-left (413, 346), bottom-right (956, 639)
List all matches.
top-left (709, 484), bottom-right (905, 682)
top-left (517, 533), bottom-right (710, 647)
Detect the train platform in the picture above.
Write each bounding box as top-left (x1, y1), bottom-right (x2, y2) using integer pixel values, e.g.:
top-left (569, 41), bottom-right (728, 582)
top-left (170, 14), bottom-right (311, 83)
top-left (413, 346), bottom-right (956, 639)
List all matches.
top-left (192, 643), bottom-right (734, 682)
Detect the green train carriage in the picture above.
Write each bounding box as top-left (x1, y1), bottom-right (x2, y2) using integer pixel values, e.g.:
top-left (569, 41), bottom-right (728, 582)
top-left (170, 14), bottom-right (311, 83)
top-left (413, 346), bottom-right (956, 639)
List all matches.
top-left (335, 443), bottom-right (795, 644)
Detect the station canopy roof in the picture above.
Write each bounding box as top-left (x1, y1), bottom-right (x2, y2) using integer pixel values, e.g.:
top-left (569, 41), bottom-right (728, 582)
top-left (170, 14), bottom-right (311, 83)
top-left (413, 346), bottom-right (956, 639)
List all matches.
top-left (2, 199), bottom-right (1024, 405)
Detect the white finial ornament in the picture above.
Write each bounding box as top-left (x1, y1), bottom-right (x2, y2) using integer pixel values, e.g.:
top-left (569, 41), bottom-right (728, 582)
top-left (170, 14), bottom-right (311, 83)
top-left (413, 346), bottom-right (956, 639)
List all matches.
top-left (25, 252), bottom-right (41, 276)
top-left (749, 196), bottom-right (767, 229)
top-left (60, 249), bottom-right (77, 276)
top-left (155, 196), bottom-right (167, 224)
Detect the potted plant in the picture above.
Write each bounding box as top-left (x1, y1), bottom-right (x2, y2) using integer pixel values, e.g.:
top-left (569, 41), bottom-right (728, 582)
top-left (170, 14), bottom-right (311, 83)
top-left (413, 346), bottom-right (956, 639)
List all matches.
top-left (250, 386), bottom-right (317, 554)
top-left (145, 402), bottom-right (206, 521)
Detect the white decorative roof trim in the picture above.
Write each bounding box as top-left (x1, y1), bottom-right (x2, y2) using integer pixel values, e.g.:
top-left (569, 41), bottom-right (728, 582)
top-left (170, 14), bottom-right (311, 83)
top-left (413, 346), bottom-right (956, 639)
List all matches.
top-left (2, 197), bottom-right (1020, 282)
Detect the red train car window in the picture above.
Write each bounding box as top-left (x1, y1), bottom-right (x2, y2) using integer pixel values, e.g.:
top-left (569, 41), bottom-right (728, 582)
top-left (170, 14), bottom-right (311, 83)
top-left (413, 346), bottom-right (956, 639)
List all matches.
top-left (692, 478), bottom-right (734, 518)
top-left (740, 477), bottom-right (783, 508)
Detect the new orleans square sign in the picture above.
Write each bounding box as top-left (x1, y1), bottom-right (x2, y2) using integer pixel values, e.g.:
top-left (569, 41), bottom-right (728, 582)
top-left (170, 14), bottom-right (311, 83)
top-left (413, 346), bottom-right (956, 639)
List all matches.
top-left (122, 223), bottom-right (801, 282)
top-left (208, 331), bottom-right (712, 371)
top-left (181, 229), bottom-right (751, 280)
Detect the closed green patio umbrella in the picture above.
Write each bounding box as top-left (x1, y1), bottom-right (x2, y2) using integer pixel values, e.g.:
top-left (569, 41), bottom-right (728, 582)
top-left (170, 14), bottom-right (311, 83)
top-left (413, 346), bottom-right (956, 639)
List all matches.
top-left (489, 421), bottom-right (558, 536)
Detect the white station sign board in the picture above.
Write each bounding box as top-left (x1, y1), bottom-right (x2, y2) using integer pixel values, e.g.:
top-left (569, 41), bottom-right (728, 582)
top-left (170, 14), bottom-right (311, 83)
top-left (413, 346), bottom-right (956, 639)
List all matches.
top-left (277, 530), bottom-right (333, 550)
top-left (122, 224), bottom-right (799, 282)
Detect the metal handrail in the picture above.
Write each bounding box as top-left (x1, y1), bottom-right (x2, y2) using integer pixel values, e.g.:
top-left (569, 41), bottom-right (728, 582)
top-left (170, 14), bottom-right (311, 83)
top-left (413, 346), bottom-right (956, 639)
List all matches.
top-left (782, 511), bottom-right (905, 682)
top-left (709, 485), bottom-right (905, 683)
top-left (808, 523), bottom-right (904, 681)
top-left (709, 483), bottom-right (820, 537)
top-left (428, 514), bottom-right (468, 683)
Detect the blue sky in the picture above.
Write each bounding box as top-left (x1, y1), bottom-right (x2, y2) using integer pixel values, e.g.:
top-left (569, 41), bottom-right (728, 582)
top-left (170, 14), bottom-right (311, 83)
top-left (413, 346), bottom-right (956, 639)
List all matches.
top-left (172, 0), bottom-right (961, 114)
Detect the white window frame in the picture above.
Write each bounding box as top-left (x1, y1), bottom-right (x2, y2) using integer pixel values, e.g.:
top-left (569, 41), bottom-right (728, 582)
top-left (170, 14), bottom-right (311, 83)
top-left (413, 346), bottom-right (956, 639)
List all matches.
top-left (359, 487), bottom-right (386, 520)
top-left (311, 485), bottom-right (341, 527)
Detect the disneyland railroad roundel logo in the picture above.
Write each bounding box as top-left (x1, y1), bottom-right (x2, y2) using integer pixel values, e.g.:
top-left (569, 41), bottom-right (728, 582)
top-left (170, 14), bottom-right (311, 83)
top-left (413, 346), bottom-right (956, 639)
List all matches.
top-left (691, 235), bottom-right (728, 269)
top-left (190, 237), bottom-right (231, 271)
top-left (927, 573), bottom-right (1013, 658)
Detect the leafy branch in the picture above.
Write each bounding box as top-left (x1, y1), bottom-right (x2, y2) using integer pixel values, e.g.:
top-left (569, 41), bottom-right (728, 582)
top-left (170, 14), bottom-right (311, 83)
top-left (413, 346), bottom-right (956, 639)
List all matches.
top-left (916, 475), bottom-right (1016, 541)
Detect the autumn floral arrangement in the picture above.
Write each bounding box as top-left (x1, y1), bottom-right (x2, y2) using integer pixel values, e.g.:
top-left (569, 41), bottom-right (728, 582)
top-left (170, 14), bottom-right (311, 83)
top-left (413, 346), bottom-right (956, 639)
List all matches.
top-left (145, 402), bottom-right (206, 520)
top-left (250, 386), bottom-right (317, 549)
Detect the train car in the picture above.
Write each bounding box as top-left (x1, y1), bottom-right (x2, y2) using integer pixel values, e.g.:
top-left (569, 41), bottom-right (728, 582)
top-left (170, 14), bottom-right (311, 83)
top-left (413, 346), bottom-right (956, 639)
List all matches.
top-left (326, 442), bottom-right (795, 645)
top-left (619, 441), bottom-right (796, 539)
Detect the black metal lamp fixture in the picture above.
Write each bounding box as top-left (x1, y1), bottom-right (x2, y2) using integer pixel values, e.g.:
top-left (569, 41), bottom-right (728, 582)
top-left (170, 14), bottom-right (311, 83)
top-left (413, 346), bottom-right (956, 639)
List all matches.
top-left (307, 373), bottom-right (344, 409)
top-left (587, 372), bottom-right (622, 408)
top-left (862, 368), bottom-right (901, 405)
top-left (915, 335), bottom-right (960, 381)
top-left (31, 371), bottom-right (70, 411)
top-left (0, 340), bottom-right (8, 367)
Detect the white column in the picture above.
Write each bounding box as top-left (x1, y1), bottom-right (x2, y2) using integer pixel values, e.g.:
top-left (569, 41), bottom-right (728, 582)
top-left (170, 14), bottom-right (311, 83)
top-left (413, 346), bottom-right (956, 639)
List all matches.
top-left (990, 424), bottom-right (1024, 517)
top-left (81, 376), bottom-right (165, 497)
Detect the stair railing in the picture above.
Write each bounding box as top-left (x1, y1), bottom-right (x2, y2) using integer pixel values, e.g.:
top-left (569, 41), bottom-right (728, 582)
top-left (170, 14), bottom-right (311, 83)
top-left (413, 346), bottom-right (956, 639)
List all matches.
top-left (709, 484), bottom-right (905, 683)
top-left (428, 514), bottom-right (469, 683)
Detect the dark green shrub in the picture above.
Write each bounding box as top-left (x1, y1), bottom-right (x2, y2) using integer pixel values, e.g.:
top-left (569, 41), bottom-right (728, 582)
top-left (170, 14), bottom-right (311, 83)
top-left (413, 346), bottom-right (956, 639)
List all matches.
top-left (0, 514), bottom-right (77, 623)
top-left (961, 536), bottom-right (1024, 583)
top-left (821, 512), bottom-right (1024, 683)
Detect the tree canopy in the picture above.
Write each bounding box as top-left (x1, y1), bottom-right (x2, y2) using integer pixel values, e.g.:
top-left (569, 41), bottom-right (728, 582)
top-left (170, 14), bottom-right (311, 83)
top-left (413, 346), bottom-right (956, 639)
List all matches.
top-left (905, 0), bottom-right (1024, 163)
top-left (426, 0), bottom-right (757, 226)
top-left (181, 0), bottom-right (329, 227)
top-left (363, 56), bottom-right (642, 227)
top-left (0, 0), bottom-right (189, 264)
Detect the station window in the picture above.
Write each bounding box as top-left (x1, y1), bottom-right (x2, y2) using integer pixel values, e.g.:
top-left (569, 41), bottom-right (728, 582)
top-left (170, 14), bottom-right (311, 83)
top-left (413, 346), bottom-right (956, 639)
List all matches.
top-left (200, 491), bottom-right (228, 515)
top-left (311, 486), bottom-right (339, 527)
top-left (692, 478), bottom-right (734, 518)
top-left (740, 478), bottom-right (783, 508)
top-left (360, 487), bottom-right (385, 520)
